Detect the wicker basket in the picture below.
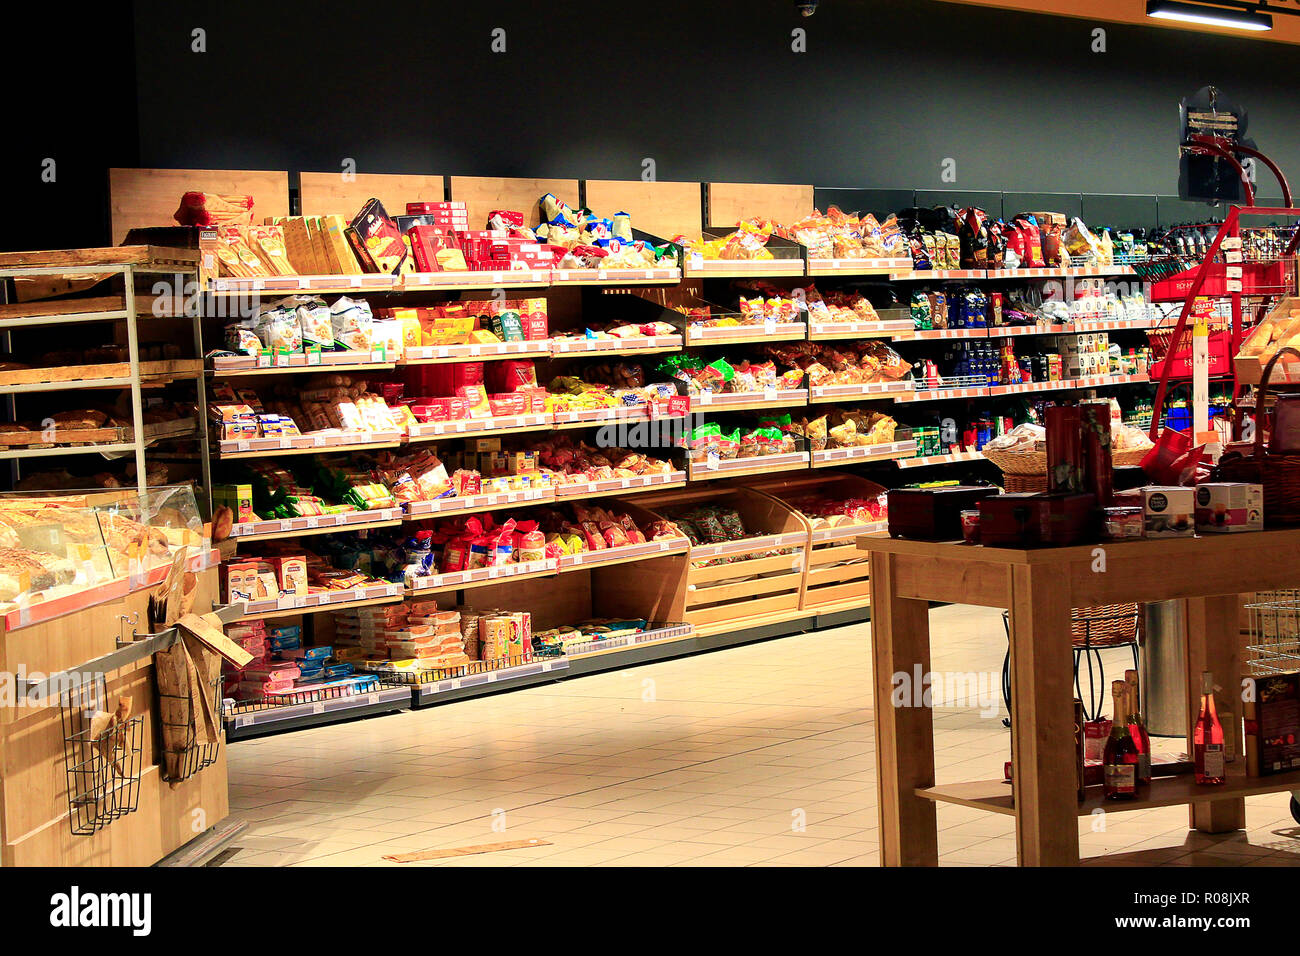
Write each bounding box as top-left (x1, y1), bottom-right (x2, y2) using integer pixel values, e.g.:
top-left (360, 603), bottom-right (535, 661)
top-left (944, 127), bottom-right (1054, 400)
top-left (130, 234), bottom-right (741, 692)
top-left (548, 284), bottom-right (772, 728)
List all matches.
top-left (1217, 346), bottom-right (1300, 525)
top-left (1002, 473), bottom-right (1048, 493)
top-left (1071, 603), bottom-right (1139, 648)
top-left (983, 445), bottom-right (1047, 475)
top-left (1112, 445), bottom-right (1152, 468)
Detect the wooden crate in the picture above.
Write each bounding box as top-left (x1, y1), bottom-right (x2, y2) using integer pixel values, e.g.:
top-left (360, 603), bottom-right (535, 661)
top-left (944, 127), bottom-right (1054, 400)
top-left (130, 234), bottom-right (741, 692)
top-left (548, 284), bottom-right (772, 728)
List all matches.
top-left (582, 180), bottom-right (703, 239)
top-left (705, 182), bottom-right (814, 229)
top-left (639, 485), bottom-right (807, 630)
top-left (298, 172), bottom-right (446, 218)
top-left (449, 176), bottom-right (581, 230)
top-left (751, 471), bottom-right (888, 611)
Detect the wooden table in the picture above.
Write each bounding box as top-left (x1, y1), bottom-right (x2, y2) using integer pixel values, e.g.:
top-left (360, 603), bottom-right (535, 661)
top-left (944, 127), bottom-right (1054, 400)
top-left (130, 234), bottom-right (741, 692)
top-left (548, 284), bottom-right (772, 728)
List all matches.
top-left (859, 528), bottom-right (1300, 867)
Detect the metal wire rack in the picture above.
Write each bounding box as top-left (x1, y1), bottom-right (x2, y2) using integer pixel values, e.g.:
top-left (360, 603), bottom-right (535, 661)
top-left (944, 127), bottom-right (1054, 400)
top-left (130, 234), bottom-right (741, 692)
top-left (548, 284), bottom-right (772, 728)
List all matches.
top-left (60, 675), bottom-right (144, 836)
top-left (156, 675), bottom-right (222, 783)
top-left (224, 674), bottom-right (388, 714)
top-left (361, 648), bottom-right (565, 686)
top-left (1244, 591), bottom-right (1300, 677)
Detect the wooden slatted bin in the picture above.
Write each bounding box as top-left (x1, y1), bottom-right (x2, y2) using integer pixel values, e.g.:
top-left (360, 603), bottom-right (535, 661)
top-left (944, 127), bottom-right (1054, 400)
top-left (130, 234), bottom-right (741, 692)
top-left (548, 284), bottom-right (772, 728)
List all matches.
top-left (752, 471), bottom-right (888, 613)
top-left (638, 486), bottom-right (808, 636)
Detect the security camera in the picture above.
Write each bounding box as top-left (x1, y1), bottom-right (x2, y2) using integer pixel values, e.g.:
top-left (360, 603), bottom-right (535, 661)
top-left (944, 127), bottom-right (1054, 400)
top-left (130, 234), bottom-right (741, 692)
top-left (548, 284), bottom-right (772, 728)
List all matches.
top-left (796, 0), bottom-right (818, 15)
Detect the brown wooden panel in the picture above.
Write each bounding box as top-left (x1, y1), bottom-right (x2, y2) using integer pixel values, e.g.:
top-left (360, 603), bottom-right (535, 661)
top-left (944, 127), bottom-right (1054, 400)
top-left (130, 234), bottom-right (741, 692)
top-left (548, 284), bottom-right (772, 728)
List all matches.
top-left (892, 554), bottom-right (1010, 607)
top-left (583, 180), bottom-right (702, 239)
top-left (448, 177), bottom-right (580, 230)
top-left (706, 182), bottom-right (813, 228)
top-left (686, 592), bottom-right (800, 627)
top-left (298, 172), bottom-right (445, 219)
top-left (109, 168), bottom-right (290, 245)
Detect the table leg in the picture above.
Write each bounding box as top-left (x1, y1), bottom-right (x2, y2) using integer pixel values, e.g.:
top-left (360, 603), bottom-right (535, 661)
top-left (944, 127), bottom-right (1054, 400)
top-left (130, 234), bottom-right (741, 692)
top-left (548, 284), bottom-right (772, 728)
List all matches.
top-left (870, 552), bottom-right (938, 866)
top-left (1008, 564), bottom-right (1079, 866)
top-left (1185, 594), bottom-right (1246, 833)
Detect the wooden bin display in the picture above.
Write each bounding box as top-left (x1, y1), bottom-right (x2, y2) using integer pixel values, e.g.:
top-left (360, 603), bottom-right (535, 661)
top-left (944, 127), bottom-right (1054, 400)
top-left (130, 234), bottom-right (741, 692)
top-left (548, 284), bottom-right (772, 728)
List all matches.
top-left (1233, 294), bottom-right (1300, 386)
top-left (636, 486), bottom-right (808, 636)
top-left (751, 472), bottom-right (887, 612)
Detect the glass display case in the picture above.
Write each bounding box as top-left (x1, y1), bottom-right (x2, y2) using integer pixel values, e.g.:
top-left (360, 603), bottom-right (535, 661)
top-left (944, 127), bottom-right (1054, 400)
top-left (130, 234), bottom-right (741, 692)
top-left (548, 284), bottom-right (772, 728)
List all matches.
top-left (0, 485), bottom-right (207, 607)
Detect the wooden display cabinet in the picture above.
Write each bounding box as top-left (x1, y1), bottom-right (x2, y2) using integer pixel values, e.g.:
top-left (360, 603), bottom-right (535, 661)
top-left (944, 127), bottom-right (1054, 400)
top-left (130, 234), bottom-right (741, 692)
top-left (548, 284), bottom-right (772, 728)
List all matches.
top-left (0, 562), bottom-right (229, 866)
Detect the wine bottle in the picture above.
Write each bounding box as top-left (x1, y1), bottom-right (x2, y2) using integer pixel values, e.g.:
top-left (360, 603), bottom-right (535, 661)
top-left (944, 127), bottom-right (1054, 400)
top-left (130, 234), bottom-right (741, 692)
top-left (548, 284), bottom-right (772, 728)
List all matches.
top-left (1125, 669), bottom-right (1153, 784)
top-left (1194, 670), bottom-right (1226, 785)
top-left (1103, 680), bottom-right (1140, 800)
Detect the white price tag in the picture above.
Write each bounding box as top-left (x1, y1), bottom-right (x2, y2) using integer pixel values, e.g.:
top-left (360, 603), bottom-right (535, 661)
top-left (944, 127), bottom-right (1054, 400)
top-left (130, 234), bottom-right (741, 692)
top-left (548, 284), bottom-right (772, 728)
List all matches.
top-left (277, 595), bottom-right (296, 609)
top-left (1227, 279), bottom-right (1243, 292)
top-left (275, 351), bottom-right (291, 367)
top-left (312, 702), bottom-right (325, 714)
top-left (314, 433), bottom-right (328, 446)
top-left (237, 440), bottom-right (250, 452)
top-left (1226, 265), bottom-right (1242, 279)
top-left (1225, 250), bottom-right (1243, 263)
top-left (764, 387), bottom-right (778, 402)
top-left (644, 269), bottom-right (655, 279)
top-left (370, 348), bottom-right (385, 363)
top-left (280, 520), bottom-right (292, 531)
top-left (698, 392), bottom-right (711, 406)
top-left (252, 278), bottom-right (265, 291)
top-left (764, 318), bottom-right (777, 335)
top-left (256, 352), bottom-right (271, 368)
top-left (306, 350), bottom-right (322, 366)
top-left (350, 276), bottom-right (363, 288)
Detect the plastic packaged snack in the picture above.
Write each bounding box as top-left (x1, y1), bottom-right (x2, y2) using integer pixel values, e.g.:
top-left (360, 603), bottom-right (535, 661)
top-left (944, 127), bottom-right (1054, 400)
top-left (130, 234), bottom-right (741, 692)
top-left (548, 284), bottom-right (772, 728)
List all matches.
top-left (330, 297), bottom-right (374, 351)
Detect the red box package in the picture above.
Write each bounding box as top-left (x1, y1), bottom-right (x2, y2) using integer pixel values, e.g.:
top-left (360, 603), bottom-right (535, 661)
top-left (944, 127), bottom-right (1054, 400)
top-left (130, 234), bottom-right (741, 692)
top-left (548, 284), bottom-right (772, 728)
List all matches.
top-left (412, 397), bottom-right (470, 422)
top-left (407, 202), bottom-right (466, 214)
top-left (488, 393), bottom-right (527, 416)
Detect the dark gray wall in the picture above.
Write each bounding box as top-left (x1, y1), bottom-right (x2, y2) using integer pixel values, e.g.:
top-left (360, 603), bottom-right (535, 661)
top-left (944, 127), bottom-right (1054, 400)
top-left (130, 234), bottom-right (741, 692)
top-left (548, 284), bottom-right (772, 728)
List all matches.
top-left (129, 0), bottom-right (1300, 195)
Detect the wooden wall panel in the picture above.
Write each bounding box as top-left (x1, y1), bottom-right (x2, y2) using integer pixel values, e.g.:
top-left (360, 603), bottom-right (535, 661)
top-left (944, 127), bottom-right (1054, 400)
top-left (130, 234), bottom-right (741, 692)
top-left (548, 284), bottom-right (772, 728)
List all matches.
top-left (298, 172), bottom-right (445, 218)
top-left (706, 182), bottom-right (814, 227)
top-left (108, 168), bottom-right (289, 244)
top-left (582, 180), bottom-right (703, 239)
top-left (448, 177), bottom-right (580, 230)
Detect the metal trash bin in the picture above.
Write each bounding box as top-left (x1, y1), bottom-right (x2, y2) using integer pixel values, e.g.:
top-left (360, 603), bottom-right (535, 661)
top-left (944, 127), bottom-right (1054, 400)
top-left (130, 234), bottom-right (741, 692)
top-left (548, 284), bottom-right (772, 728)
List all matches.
top-left (1141, 600), bottom-right (1187, 738)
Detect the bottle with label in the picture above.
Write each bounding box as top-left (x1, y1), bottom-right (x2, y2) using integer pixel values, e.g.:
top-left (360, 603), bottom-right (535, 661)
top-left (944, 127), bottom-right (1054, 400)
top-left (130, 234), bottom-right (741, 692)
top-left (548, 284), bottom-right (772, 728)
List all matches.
top-left (1103, 680), bottom-right (1141, 800)
top-left (1194, 670), bottom-right (1226, 785)
top-left (1125, 669), bottom-right (1152, 784)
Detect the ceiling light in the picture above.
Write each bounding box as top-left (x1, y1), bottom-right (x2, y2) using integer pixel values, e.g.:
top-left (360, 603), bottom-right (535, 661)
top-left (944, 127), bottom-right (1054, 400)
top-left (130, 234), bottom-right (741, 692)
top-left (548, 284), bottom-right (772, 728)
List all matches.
top-left (1146, 1), bottom-right (1274, 31)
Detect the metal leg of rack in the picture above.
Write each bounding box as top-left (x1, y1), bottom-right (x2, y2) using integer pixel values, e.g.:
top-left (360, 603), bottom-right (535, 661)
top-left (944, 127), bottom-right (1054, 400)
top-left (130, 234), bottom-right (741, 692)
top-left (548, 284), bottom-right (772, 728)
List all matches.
top-left (191, 306), bottom-right (212, 515)
top-left (123, 266), bottom-right (148, 501)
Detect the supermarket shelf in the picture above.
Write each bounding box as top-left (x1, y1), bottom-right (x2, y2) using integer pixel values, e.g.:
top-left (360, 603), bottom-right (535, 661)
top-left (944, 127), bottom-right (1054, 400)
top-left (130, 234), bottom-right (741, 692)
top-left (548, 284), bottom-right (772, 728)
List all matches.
top-left (402, 488), bottom-right (552, 518)
top-left (556, 537), bottom-right (689, 572)
top-left (691, 530), bottom-right (806, 562)
top-left (687, 451), bottom-right (811, 482)
top-left (900, 327), bottom-right (988, 341)
top-left (694, 388), bottom-right (808, 412)
top-left (987, 373), bottom-right (1149, 396)
top-left (551, 266), bottom-right (680, 285)
top-left (210, 353), bottom-right (395, 375)
top-left (893, 384), bottom-right (986, 404)
top-left (809, 382), bottom-right (914, 404)
top-left (685, 323), bottom-right (807, 346)
top-left (810, 520), bottom-right (888, 545)
top-left (402, 341), bottom-right (549, 364)
top-left (551, 406), bottom-right (689, 431)
top-left (984, 324), bottom-right (1068, 338)
top-left (893, 268), bottom-right (987, 281)
top-left (896, 451), bottom-right (986, 469)
top-left (548, 335), bottom-right (683, 356)
top-left (917, 768), bottom-right (1300, 818)
top-left (409, 656), bottom-right (570, 706)
top-left (227, 508), bottom-right (404, 542)
top-left (406, 559), bottom-right (558, 595)
top-left (232, 585), bottom-right (405, 623)
top-left (562, 622), bottom-right (694, 659)
top-left (0, 442), bottom-right (141, 461)
top-left (808, 257), bottom-right (912, 276)
top-left (216, 432), bottom-right (403, 459)
top-left (402, 269), bottom-right (551, 291)
top-left (209, 274), bottom-right (398, 296)
top-left (808, 319), bottom-right (914, 341)
top-left (810, 440), bottom-right (917, 467)
top-left (553, 471), bottom-right (687, 500)
top-left (406, 414), bottom-right (550, 441)
top-left (224, 684), bottom-right (411, 741)
top-left (683, 257), bottom-right (805, 279)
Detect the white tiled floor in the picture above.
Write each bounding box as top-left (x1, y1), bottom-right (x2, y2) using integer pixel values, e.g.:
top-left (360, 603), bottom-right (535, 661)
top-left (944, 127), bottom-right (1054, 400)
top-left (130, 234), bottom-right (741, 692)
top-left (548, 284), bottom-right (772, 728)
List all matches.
top-left (222, 605), bottom-right (1300, 866)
